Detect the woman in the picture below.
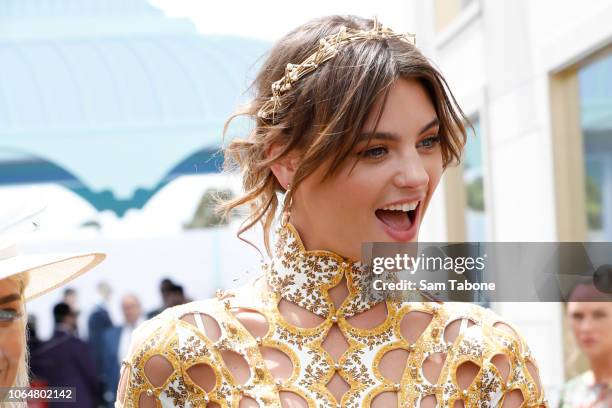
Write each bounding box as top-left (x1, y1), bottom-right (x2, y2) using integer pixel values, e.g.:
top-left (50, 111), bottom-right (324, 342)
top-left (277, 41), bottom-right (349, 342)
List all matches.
top-left (117, 16), bottom-right (547, 407)
top-left (0, 211), bottom-right (105, 406)
top-left (560, 283), bottom-right (612, 407)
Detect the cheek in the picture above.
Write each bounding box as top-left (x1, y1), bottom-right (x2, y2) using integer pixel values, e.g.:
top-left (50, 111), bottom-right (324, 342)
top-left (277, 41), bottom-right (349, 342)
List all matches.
top-left (0, 325), bottom-right (24, 385)
top-left (310, 170), bottom-right (378, 215)
top-left (424, 153), bottom-right (444, 187)
top-left (570, 320), bottom-right (582, 333)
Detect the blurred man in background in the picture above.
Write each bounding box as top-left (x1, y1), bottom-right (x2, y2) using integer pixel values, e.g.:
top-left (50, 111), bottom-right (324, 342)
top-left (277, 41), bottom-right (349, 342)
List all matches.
top-left (88, 281), bottom-right (114, 407)
top-left (62, 287), bottom-right (78, 313)
top-left (30, 302), bottom-right (99, 408)
top-left (166, 283), bottom-right (188, 307)
top-left (101, 294), bottom-right (143, 407)
top-left (146, 278), bottom-right (174, 318)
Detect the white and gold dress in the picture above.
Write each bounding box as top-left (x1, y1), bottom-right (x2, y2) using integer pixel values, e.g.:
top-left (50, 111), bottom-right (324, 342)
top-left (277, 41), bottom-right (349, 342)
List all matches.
top-left (116, 224), bottom-right (548, 407)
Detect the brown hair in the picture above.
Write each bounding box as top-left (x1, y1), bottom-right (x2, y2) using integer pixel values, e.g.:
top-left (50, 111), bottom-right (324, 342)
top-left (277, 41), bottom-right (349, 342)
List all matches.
top-left (220, 15), bottom-right (468, 254)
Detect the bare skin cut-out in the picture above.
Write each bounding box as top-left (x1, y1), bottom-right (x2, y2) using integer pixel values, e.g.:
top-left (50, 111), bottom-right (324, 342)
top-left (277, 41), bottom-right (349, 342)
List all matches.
top-left (138, 391), bottom-right (156, 408)
top-left (279, 391), bottom-right (308, 408)
top-left (379, 348), bottom-right (410, 383)
top-left (232, 309), bottom-right (269, 338)
top-left (278, 298), bottom-right (324, 328)
top-left (321, 324), bottom-right (350, 362)
top-left (117, 364), bottom-right (130, 404)
top-left (420, 394), bottom-right (436, 408)
top-left (259, 346), bottom-right (293, 379)
top-left (220, 349), bottom-right (251, 385)
top-left (491, 354), bottom-right (511, 383)
top-left (346, 301), bottom-right (388, 329)
top-left (186, 363), bottom-right (216, 392)
top-left (453, 399), bottom-right (465, 408)
top-left (180, 313), bottom-right (221, 341)
top-left (501, 389), bottom-right (524, 407)
top-left (526, 359), bottom-right (542, 398)
top-left (422, 352), bottom-right (447, 384)
top-left (456, 361), bottom-right (480, 390)
top-left (399, 311), bottom-right (433, 343)
top-left (444, 318), bottom-right (476, 344)
top-left (239, 395), bottom-right (259, 408)
top-left (493, 322), bottom-right (520, 344)
top-left (328, 277), bottom-right (349, 310)
top-left (143, 355), bottom-right (174, 387)
top-left (372, 391), bottom-right (398, 407)
top-left (327, 372), bottom-right (350, 403)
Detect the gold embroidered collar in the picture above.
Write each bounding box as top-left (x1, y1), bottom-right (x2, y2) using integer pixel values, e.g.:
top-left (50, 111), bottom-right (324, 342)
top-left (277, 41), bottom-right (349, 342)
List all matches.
top-left (265, 223), bottom-right (381, 318)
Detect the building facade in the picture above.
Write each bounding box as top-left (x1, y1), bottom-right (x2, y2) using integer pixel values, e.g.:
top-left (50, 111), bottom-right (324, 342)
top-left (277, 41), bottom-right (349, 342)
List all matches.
top-left (408, 0), bottom-right (612, 403)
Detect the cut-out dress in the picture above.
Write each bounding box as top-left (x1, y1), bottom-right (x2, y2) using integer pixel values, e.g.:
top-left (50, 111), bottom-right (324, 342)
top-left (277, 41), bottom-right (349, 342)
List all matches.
top-left (116, 224), bottom-right (548, 408)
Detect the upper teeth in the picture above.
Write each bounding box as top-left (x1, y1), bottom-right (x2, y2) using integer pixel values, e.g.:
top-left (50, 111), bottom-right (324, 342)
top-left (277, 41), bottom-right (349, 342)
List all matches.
top-left (380, 202), bottom-right (419, 212)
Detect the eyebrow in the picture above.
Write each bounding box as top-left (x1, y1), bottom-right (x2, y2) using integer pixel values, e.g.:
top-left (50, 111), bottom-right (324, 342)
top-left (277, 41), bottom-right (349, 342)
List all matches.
top-left (0, 293), bottom-right (21, 305)
top-left (358, 118), bottom-right (439, 143)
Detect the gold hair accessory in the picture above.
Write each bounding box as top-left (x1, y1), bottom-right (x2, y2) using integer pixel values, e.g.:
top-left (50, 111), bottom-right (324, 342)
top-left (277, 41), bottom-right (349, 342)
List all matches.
top-left (258, 18), bottom-right (416, 121)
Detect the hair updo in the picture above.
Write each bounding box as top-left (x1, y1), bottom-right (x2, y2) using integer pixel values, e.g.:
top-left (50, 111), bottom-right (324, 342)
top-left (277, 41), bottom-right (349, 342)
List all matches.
top-left (220, 15), bottom-right (468, 253)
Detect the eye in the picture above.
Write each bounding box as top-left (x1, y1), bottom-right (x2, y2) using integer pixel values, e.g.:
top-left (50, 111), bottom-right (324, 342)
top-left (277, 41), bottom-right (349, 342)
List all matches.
top-left (0, 309), bottom-right (22, 323)
top-left (417, 135), bottom-right (441, 149)
top-left (593, 310), bottom-right (607, 319)
top-left (571, 312), bottom-right (584, 322)
top-left (360, 146), bottom-right (388, 159)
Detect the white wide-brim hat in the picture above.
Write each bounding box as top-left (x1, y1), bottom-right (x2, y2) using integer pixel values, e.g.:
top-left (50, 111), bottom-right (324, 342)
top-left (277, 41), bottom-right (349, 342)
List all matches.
top-left (0, 202), bottom-right (106, 301)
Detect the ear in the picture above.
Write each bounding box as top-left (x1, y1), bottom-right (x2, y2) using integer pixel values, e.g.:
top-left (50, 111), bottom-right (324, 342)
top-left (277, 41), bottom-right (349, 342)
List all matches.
top-left (267, 143), bottom-right (299, 189)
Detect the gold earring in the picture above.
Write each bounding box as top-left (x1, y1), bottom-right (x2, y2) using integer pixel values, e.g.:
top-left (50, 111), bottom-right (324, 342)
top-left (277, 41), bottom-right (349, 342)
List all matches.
top-left (281, 183), bottom-right (293, 227)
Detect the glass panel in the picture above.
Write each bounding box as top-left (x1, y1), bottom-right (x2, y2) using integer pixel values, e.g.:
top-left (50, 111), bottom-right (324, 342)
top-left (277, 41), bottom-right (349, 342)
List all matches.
top-left (460, 0), bottom-right (476, 8)
top-left (434, 0), bottom-right (475, 32)
top-left (434, 0), bottom-right (461, 32)
top-left (463, 118), bottom-right (486, 241)
top-left (578, 52), bottom-right (612, 241)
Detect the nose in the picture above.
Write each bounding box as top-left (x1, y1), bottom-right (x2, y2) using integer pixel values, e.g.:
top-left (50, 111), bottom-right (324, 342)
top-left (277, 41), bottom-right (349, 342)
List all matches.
top-left (577, 317), bottom-right (595, 335)
top-left (393, 150), bottom-right (429, 189)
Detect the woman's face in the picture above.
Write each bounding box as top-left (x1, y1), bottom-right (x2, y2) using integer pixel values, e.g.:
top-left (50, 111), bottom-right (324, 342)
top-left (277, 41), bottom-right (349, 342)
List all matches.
top-left (568, 301), bottom-right (612, 358)
top-left (290, 78), bottom-right (444, 260)
top-left (0, 278), bottom-right (25, 389)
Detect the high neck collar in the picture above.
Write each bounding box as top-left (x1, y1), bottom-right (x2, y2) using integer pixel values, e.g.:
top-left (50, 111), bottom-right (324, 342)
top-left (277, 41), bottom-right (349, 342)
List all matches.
top-left (265, 223), bottom-right (381, 318)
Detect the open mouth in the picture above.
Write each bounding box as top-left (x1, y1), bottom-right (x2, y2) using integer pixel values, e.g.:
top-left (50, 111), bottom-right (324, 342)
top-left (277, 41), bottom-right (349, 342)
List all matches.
top-left (375, 201), bottom-right (420, 232)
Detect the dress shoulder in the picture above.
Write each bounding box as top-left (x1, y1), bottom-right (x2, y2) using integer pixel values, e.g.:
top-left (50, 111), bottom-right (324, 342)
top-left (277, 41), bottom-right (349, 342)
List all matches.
top-left (115, 294), bottom-right (271, 408)
top-left (409, 301), bottom-right (546, 407)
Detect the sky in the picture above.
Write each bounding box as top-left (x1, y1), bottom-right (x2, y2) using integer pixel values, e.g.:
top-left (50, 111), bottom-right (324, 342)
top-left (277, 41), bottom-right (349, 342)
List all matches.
top-left (148, 0), bottom-right (414, 41)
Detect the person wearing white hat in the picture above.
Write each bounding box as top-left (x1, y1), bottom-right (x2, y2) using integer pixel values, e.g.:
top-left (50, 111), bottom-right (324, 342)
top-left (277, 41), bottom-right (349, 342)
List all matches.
top-left (0, 209), bottom-right (105, 405)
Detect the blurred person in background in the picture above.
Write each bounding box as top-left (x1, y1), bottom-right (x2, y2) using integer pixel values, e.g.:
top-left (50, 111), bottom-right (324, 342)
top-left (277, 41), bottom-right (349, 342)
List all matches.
top-left (62, 287), bottom-right (78, 313)
top-left (31, 302), bottom-right (100, 408)
top-left (560, 283), bottom-right (612, 407)
top-left (0, 205), bottom-right (105, 406)
top-left (146, 278), bottom-right (174, 318)
top-left (116, 15), bottom-right (546, 407)
top-left (88, 281), bottom-right (114, 405)
top-left (101, 294), bottom-right (143, 407)
top-left (166, 283), bottom-right (188, 307)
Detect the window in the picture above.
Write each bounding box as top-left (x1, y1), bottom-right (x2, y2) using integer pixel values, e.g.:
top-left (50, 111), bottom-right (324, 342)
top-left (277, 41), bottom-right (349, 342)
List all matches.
top-left (444, 116), bottom-right (487, 242)
top-left (434, 0), bottom-right (477, 32)
top-left (463, 118), bottom-right (486, 241)
top-left (578, 53), bottom-right (612, 241)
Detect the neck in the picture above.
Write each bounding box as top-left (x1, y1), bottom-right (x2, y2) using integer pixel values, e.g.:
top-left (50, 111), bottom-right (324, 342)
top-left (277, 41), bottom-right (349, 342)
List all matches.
top-left (589, 352), bottom-right (612, 383)
top-left (56, 323), bottom-right (74, 334)
top-left (126, 318), bottom-right (140, 328)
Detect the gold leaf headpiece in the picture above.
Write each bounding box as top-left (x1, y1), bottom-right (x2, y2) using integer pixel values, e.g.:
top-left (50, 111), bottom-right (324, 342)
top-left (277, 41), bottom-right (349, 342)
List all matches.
top-left (257, 18), bottom-right (416, 121)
